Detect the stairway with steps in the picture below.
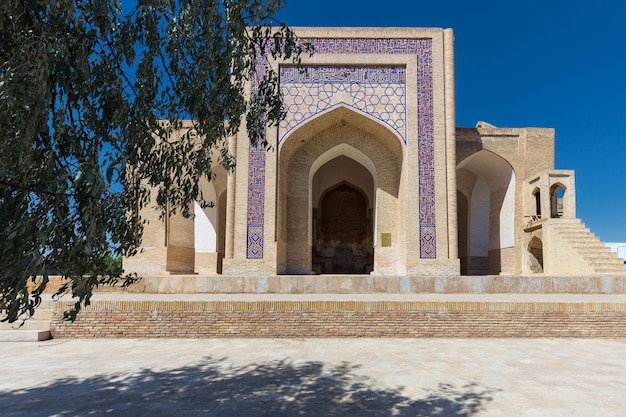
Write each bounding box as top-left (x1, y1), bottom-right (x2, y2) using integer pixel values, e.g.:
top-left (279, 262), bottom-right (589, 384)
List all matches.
top-left (546, 219), bottom-right (626, 275)
top-left (0, 299), bottom-right (53, 342)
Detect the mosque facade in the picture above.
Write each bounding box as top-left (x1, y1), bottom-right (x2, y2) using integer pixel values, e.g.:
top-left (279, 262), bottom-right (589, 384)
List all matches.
top-left (124, 28), bottom-right (626, 286)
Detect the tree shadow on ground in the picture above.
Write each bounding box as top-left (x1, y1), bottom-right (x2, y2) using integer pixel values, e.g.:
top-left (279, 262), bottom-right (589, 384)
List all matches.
top-left (0, 358), bottom-right (498, 416)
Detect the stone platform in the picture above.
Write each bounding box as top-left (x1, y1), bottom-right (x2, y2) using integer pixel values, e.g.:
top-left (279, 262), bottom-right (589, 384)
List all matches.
top-left (49, 292), bottom-right (626, 339)
top-left (31, 274), bottom-right (626, 339)
top-left (132, 274), bottom-right (626, 294)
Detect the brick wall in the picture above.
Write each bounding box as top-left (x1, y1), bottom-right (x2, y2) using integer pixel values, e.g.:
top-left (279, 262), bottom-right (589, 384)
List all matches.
top-left (51, 300), bottom-right (626, 338)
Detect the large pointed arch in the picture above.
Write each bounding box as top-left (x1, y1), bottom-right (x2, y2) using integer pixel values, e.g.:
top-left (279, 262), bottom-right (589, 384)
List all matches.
top-left (277, 106), bottom-right (403, 275)
top-left (456, 150), bottom-right (516, 275)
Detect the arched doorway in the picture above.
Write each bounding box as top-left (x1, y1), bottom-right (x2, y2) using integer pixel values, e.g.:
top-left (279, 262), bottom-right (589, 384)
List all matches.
top-left (550, 183), bottom-right (566, 218)
top-left (313, 175), bottom-right (374, 273)
top-left (457, 150), bottom-right (516, 275)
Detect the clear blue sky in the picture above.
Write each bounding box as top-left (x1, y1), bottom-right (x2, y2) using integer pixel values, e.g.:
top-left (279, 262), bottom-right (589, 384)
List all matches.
top-left (274, 0), bottom-right (626, 242)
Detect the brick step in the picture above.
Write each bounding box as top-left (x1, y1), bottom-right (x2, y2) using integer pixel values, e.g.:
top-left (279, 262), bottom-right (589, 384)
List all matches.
top-left (596, 269), bottom-right (626, 275)
top-left (549, 219), bottom-right (582, 225)
top-left (7, 308), bottom-right (54, 321)
top-left (549, 218), bottom-right (626, 275)
top-left (1, 302), bottom-right (54, 341)
top-left (553, 225), bottom-right (588, 231)
top-left (561, 236), bottom-right (598, 243)
top-left (587, 259), bottom-right (624, 269)
top-left (584, 258), bottom-right (624, 269)
top-left (561, 239), bottom-right (600, 246)
top-left (30, 309), bottom-right (53, 320)
top-left (560, 232), bottom-right (599, 239)
top-left (0, 320), bottom-right (51, 331)
top-left (571, 245), bottom-right (611, 253)
top-left (580, 251), bottom-right (626, 262)
top-left (584, 266), bottom-right (624, 273)
top-left (551, 225), bottom-right (586, 232)
top-left (1, 300), bottom-right (54, 318)
top-left (585, 259), bottom-right (626, 270)
top-left (572, 249), bottom-right (613, 258)
top-left (0, 330), bottom-right (51, 342)
top-left (583, 253), bottom-right (625, 261)
top-left (576, 249), bottom-right (617, 257)
top-left (572, 243), bottom-right (613, 250)
top-left (596, 265), bottom-right (626, 274)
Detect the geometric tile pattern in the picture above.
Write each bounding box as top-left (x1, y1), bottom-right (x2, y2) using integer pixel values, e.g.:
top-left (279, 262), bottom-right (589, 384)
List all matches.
top-left (417, 39), bottom-right (436, 258)
top-left (246, 52), bottom-right (267, 259)
top-left (279, 66), bottom-right (406, 143)
top-left (246, 37), bottom-right (437, 259)
top-left (246, 144), bottom-right (265, 259)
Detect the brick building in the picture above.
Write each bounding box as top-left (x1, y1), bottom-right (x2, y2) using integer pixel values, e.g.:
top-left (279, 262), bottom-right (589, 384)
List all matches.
top-left (124, 27), bottom-right (626, 289)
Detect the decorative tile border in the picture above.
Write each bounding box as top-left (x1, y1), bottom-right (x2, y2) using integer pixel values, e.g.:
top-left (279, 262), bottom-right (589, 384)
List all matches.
top-left (246, 53), bottom-right (268, 259)
top-left (246, 37), bottom-right (437, 259)
top-left (417, 40), bottom-right (436, 258)
top-left (308, 38), bottom-right (420, 55)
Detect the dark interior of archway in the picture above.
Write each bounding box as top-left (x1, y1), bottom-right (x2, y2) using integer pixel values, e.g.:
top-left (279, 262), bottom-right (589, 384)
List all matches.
top-left (456, 191), bottom-right (469, 275)
top-left (534, 190), bottom-right (541, 217)
top-left (528, 236), bottom-right (544, 273)
top-left (313, 184), bottom-right (373, 274)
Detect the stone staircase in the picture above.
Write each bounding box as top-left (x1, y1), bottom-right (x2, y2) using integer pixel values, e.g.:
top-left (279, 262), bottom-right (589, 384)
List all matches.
top-left (548, 219), bottom-right (626, 275)
top-left (0, 299), bottom-right (53, 342)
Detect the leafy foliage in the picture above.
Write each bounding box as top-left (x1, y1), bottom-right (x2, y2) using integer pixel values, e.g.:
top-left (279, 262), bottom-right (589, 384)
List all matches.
top-left (0, 0), bottom-right (311, 322)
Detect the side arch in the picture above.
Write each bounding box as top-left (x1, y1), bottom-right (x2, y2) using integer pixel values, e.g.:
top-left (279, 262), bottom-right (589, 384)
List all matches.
top-left (456, 150), bottom-right (516, 275)
top-left (194, 166), bottom-right (228, 274)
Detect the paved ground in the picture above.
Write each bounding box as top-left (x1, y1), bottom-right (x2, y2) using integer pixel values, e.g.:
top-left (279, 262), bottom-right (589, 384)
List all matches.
top-left (1, 338), bottom-right (625, 416)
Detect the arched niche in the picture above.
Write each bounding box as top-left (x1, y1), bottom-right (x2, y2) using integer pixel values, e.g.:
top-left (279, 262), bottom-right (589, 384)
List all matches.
top-left (456, 150), bottom-right (516, 275)
top-left (532, 187), bottom-right (541, 218)
top-left (277, 105), bottom-right (403, 275)
top-left (193, 167), bottom-right (228, 274)
top-left (527, 236), bottom-right (544, 273)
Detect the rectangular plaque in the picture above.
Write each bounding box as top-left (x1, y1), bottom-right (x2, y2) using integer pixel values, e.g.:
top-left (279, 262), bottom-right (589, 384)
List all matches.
top-left (381, 233), bottom-right (392, 247)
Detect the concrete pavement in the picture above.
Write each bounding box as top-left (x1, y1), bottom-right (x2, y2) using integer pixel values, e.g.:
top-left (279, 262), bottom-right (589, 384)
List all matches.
top-left (1, 338), bottom-right (625, 416)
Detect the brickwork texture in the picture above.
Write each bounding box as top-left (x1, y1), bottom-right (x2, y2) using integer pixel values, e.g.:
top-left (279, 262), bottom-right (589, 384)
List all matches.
top-left (51, 300), bottom-right (626, 338)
